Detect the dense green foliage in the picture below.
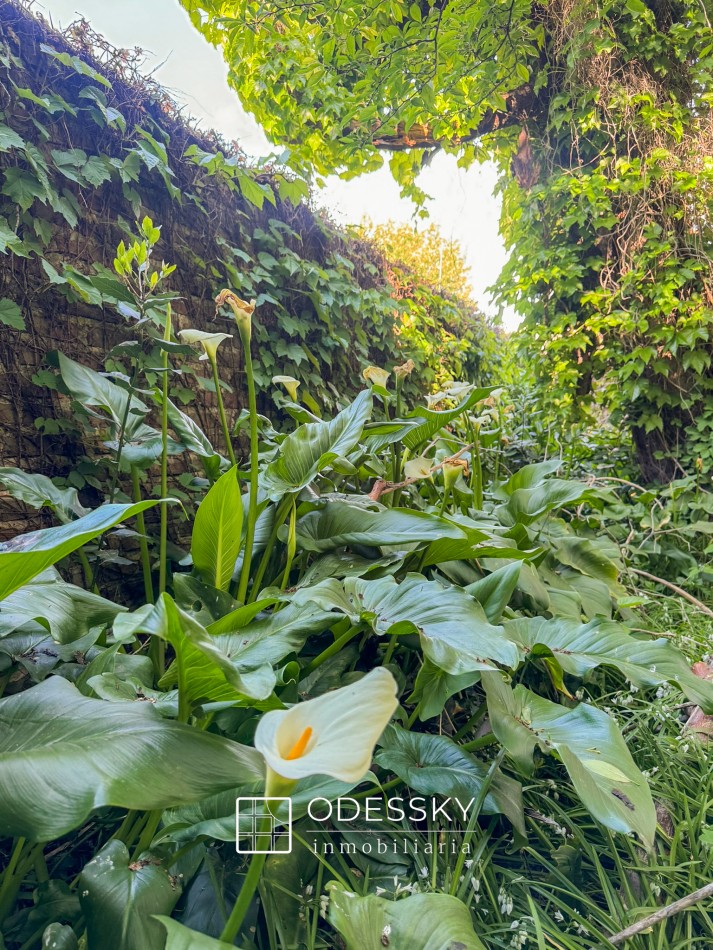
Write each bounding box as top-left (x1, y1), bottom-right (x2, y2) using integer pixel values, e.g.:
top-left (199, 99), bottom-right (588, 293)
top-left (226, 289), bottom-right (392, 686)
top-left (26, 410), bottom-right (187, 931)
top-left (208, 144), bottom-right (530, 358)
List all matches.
top-left (182, 0), bottom-right (713, 479)
top-left (1, 223), bottom-right (712, 948)
top-left (0, 5), bottom-right (496, 440)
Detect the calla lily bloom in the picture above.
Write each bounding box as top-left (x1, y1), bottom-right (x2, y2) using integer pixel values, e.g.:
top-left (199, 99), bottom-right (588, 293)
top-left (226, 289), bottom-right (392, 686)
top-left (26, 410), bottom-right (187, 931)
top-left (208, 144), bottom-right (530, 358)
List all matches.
top-left (272, 374), bottom-right (300, 401)
top-left (404, 455), bottom-right (433, 481)
top-left (215, 289), bottom-right (256, 336)
top-left (178, 328), bottom-right (233, 362)
top-left (362, 365), bottom-right (390, 389)
top-left (254, 667), bottom-right (398, 791)
top-left (394, 358), bottom-right (415, 379)
top-left (442, 456), bottom-right (469, 490)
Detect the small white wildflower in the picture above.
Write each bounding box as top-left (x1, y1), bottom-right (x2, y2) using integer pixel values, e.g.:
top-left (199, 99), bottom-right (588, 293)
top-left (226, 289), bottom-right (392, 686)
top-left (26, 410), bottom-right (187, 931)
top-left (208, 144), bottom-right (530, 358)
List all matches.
top-left (554, 909), bottom-right (564, 922)
top-left (319, 894), bottom-right (329, 919)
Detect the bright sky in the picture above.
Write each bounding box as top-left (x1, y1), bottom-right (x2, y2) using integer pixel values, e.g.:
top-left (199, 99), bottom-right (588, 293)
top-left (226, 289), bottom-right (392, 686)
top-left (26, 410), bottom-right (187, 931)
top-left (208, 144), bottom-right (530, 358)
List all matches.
top-left (37, 0), bottom-right (517, 328)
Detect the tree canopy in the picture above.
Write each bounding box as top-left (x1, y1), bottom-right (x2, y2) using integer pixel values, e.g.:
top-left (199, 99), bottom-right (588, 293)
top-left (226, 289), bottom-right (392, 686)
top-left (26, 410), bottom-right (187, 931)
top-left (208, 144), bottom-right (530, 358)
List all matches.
top-left (183, 0), bottom-right (713, 478)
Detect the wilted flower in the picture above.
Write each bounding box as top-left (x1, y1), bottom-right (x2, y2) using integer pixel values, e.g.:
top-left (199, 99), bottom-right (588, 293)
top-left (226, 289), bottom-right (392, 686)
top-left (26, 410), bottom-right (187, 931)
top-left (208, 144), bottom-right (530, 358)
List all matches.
top-left (254, 667), bottom-right (398, 795)
top-left (272, 374), bottom-right (300, 401)
top-left (215, 289), bottom-right (255, 336)
top-left (178, 328), bottom-right (232, 363)
top-left (393, 359), bottom-right (415, 379)
top-left (442, 456), bottom-right (469, 490)
top-left (362, 365), bottom-right (390, 389)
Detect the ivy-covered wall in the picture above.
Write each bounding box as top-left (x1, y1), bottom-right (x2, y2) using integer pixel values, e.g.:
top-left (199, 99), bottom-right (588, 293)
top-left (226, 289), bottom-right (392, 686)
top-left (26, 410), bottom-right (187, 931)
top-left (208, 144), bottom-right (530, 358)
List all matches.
top-left (0, 0), bottom-right (496, 537)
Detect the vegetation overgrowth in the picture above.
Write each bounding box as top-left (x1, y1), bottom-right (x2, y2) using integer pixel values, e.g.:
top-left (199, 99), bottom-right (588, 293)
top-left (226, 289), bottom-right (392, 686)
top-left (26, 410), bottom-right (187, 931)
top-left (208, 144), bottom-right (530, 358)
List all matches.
top-left (1, 1), bottom-right (713, 949)
top-left (0, 222), bottom-right (712, 949)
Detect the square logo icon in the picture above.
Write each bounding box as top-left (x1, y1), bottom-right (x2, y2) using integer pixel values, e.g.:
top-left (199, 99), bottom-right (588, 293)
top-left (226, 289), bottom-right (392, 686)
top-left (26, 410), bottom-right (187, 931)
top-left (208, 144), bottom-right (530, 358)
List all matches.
top-left (236, 797), bottom-right (292, 854)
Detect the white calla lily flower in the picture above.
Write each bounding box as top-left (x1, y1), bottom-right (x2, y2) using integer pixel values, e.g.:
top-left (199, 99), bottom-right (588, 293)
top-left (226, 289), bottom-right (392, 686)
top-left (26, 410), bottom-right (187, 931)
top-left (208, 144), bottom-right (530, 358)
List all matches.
top-left (178, 328), bottom-right (233, 362)
top-left (254, 667), bottom-right (398, 789)
top-left (362, 365), bottom-right (390, 389)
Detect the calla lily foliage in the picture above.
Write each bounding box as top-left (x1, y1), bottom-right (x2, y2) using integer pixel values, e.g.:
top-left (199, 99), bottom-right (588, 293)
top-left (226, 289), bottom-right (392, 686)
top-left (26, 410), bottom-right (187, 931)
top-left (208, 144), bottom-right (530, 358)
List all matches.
top-left (1, 248), bottom-right (712, 948)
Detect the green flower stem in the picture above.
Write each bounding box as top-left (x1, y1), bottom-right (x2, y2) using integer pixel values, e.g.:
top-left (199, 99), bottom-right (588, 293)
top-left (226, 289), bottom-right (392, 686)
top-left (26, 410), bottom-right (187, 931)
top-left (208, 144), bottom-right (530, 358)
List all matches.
top-left (159, 305), bottom-right (171, 598)
top-left (211, 355), bottom-right (236, 467)
top-left (0, 837), bottom-right (26, 924)
top-left (460, 733), bottom-right (498, 753)
top-left (237, 321), bottom-right (259, 605)
top-left (383, 633), bottom-right (399, 665)
top-left (301, 625), bottom-right (363, 676)
top-left (471, 421), bottom-right (483, 511)
top-left (132, 809), bottom-right (163, 861)
top-left (130, 466), bottom-right (154, 605)
top-left (247, 495), bottom-right (292, 604)
top-left (220, 814), bottom-right (272, 944)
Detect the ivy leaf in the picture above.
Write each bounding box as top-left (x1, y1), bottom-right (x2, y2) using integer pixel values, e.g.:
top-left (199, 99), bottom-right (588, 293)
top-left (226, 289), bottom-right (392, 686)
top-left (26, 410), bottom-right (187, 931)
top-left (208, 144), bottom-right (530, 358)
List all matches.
top-left (0, 123), bottom-right (25, 151)
top-left (2, 167), bottom-right (48, 211)
top-left (0, 298), bottom-right (24, 330)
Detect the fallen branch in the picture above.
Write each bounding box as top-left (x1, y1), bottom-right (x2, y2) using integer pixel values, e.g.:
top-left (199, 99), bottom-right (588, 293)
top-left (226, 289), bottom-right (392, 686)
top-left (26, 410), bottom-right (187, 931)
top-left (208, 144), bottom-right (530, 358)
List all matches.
top-left (607, 882), bottom-right (713, 945)
top-left (628, 568), bottom-right (713, 619)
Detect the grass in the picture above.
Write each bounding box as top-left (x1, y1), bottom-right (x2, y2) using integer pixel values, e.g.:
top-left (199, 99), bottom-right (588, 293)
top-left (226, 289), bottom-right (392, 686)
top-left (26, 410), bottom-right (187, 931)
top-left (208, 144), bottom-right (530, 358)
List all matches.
top-left (459, 598), bottom-right (713, 949)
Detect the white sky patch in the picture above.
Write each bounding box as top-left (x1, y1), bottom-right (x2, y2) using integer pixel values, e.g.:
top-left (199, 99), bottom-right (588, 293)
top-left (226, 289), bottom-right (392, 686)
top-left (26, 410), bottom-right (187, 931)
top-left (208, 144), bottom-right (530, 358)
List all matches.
top-left (38, 0), bottom-right (519, 329)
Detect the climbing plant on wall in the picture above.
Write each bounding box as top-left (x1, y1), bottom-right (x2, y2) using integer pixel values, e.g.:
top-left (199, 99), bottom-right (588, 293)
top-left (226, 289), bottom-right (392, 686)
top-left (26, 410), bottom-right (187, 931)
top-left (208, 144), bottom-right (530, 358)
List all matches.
top-left (182, 0), bottom-right (713, 480)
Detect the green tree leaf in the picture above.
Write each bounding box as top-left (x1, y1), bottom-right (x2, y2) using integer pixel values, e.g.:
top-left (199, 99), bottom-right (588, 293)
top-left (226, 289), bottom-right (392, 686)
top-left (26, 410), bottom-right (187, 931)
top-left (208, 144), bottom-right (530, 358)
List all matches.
top-left (0, 297), bottom-right (24, 329)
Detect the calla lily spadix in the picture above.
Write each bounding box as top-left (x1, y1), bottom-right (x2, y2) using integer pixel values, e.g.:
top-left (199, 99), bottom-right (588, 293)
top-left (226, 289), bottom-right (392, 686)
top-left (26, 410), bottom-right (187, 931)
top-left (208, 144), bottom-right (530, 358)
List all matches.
top-left (178, 328), bottom-right (233, 362)
top-left (254, 667), bottom-right (398, 793)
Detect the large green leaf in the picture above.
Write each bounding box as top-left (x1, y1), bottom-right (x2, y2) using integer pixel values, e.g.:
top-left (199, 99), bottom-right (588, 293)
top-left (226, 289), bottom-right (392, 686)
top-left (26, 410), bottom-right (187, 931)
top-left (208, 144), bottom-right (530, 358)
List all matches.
top-left (295, 502), bottom-right (476, 553)
top-left (58, 352), bottom-right (148, 438)
top-left (366, 386), bottom-right (495, 452)
top-left (376, 724), bottom-right (525, 835)
top-left (119, 593), bottom-right (274, 703)
top-left (327, 885), bottom-right (486, 950)
top-left (465, 561), bottom-right (522, 622)
top-left (0, 677), bottom-right (263, 840)
top-left (41, 924), bottom-right (78, 950)
top-left (79, 841), bottom-right (182, 950)
top-left (157, 918), bottom-right (233, 950)
top-left (0, 467), bottom-right (88, 522)
top-left (0, 573), bottom-right (124, 644)
top-left (409, 659), bottom-right (480, 722)
top-left (348, 574), bottom-right (518, 674)
top-left (191, 465), bottom-right (243, 590)
top-left (142, 594), bottom-right (333, 705)
top-left (504, 616), bottom-right (713, 711)
top-left (165, 398), bottom-right (224, 478)
top-left (0, 500), bottom-right (160, 600)
top-left (261, 390), bottom-right (372, 499)
top-left (482, 673), bottom-right (656, 846)
top-left (499, 481), bottom-right (591, 527)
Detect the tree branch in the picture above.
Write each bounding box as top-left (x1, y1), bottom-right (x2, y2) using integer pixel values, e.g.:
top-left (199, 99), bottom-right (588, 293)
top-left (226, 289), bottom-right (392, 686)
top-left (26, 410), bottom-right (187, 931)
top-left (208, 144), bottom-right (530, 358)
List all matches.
top-left (607, 882), bottom-right (713, 945)
top-left (369, 83), bottom-right (534, 150)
